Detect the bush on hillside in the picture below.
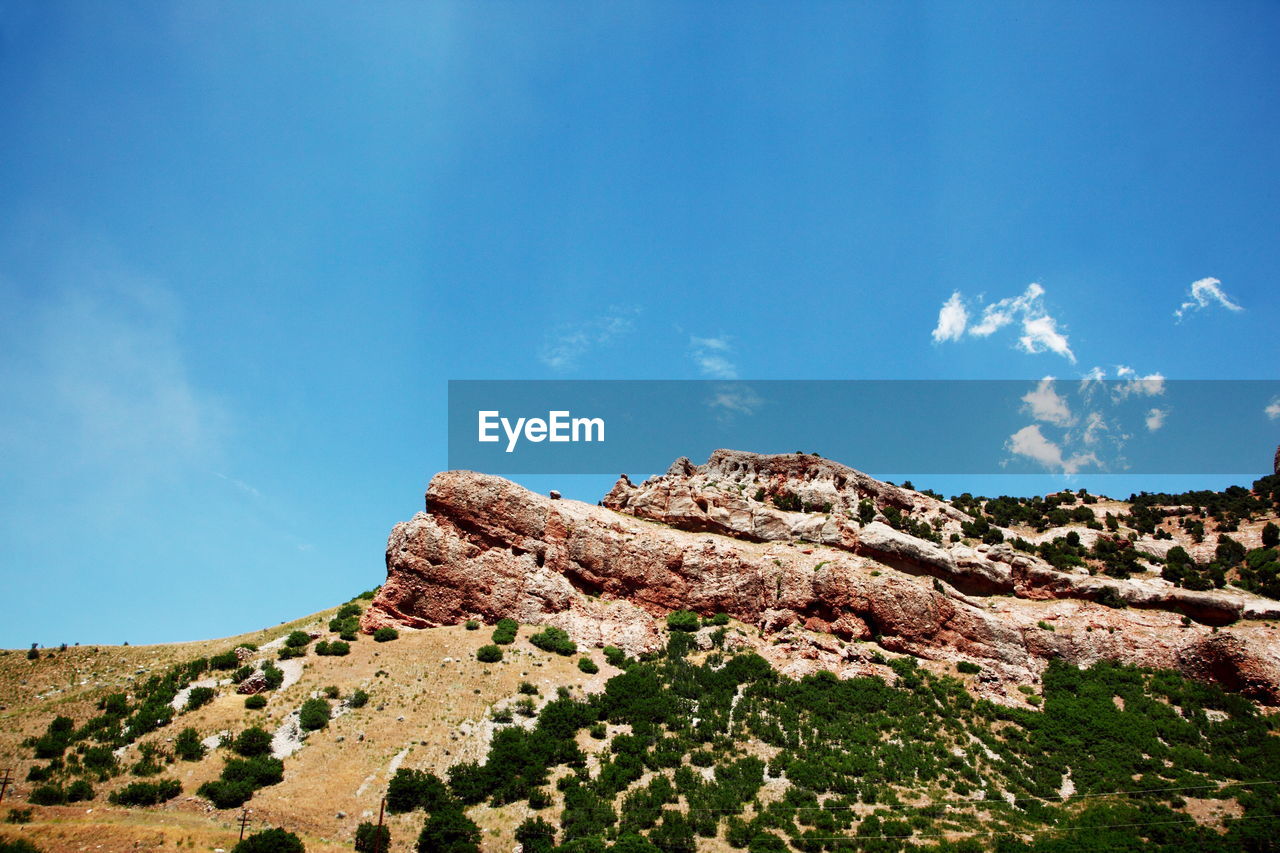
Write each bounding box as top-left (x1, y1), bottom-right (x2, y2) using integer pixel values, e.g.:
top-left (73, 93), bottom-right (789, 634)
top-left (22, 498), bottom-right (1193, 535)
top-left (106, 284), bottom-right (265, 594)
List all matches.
top-left (245, 694), bottom-right (268, 710)
top-left (529, 627), bottom-right (576, 656)
top-left (355, 822), bottom-right (391, 852)
top-left (373, 627), bottom-right (398, 643)
top-left (477, 644), bottom-right (503, 663)
top-left (299, 698), bottom-right (331, 731)
top-left (666, 611), bottom-right (700, 632)
top-left (175, 727), bottom-right (206, 761)
top-left (232, 727), bottom-right (273, 758)
top-left (109, 779), bottom-right (181, 806)
top-left (492, 618), bottom-right (518, 645)
top-left (232, 828), bottom-right (305, 853)
top-left (578, 657), bottom-right (599, 674)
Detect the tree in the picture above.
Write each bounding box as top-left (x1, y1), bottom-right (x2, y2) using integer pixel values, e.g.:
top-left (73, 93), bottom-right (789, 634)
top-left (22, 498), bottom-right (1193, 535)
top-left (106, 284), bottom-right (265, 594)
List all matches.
top-left (299, 698), bottom-right (331, 731)
top-left (515, 817), bottom-right (557, 853)
top-left (175, 727), bottom-right (206, 761)
top-left (665, 611), bottom-right (699, 632)
top-left (233, 727), bottom-right (273, 757)
top-left (232, 827), bottom-right (305, 853)
top-left (354, 822), bottom-right (391, 852)
top-left (1264, 522), bottom-right (1280, 548)
top-left (416, 807), bottom-right (481, 853)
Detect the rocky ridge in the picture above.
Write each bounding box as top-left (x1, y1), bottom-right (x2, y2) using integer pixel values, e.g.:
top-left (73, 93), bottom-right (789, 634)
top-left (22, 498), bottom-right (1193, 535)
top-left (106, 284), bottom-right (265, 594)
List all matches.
top-left (364, 450), bottom-right (1280, 705)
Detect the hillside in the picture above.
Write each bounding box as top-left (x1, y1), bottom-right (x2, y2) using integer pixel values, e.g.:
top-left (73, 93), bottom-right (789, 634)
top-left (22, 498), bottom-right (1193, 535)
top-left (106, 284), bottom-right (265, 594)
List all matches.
top-left (3, 450), bottom-right (1280, 852)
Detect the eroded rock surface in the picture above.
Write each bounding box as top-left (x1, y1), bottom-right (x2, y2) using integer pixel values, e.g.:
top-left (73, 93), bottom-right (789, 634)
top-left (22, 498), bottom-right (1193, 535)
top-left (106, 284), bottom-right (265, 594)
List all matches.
top-left (365, 451), bottom-right (1280, 704)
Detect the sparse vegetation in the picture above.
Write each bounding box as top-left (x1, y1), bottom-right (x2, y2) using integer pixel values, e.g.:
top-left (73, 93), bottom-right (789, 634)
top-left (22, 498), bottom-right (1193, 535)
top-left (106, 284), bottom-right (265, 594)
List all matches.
top-left (373, 626), bottom-right (399, 643)
top-left (529, 626), bottom-right (577, 655)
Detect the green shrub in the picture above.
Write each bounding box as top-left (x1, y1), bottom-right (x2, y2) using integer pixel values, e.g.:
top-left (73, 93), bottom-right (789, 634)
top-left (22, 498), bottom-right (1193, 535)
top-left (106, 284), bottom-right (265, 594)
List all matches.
top-left (232, 727), bottom-right (273, 758)
top-left (518, 681), bottom-right (538, 695)
top-left (337, 602), bottom-right (362, 620)
top-left (277, 646), bottom-right (306, 660)
top-left (956, 661), bottom-right (981, 675)
top-left (4, 808), bottom-right (33, 824)
top-left (27, 785), bottom-right (64, 805)
top-left (209, 651), bottom-right (239, 670)
top-left (1264, 522), bottom-right (1280, 549)
top-left (385, 768), bottom-right (451, 814)
top-left (221, 756), bottom-right (284, 788)
top-left (318, 640), bottom-right (350, 656)
top-left (477, 644), bottom-right (503, 663)
top-left (299, 698), bottom-right (331, 731)
top-left (232, 827), bottom-right (304, 853)
top-left (232, 665), bottom-right (255, 684)
top-left (705, 612), bottom-right (730, 626)
top-left (666, 611), bottom-right (700, 632)
top-left (373, 627), bottom-right (398, 643)
top-left (348, 689), bottom-right (369, 709)
top-left (603, 646), bottom-right (627, 668)
top-left (329, 616), bottom-right (360, 635)
top-left (492, 618), bottom-right (518, 645)
top-left (185, 686), bottom-right (216, 711)
top-left (109, 779), bottom-right (181, 806)
top-left (0, 837), bottom-right (42, 853)
top-left (175, 727), bottom-right (206, 761)
top-left (516, 816), bottom-right (556, 851)
top-left (244, 694), bottom-right (268, 710)
top-left (64, 780), bottom-right (93, 803)
top-left (284, 631), bottom-right (311, 649)
top-left (464, 619), bottom-right (480, 631)
top-left (261, 663), bottom-right (284, 690)
top-left (529, 627), bottom-right (576, 655)
top-left (578, 657), bottom-right (599, 674)
top-left (416, 806), bottom-right (480, 853)
top-left (197, 779), bottom-right (255, 809)
top-left (355, 821), bottom-right (391, 852)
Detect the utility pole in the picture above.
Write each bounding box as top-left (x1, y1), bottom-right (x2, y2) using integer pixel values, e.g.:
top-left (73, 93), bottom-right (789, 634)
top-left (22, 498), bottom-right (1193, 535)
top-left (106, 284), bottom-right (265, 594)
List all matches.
top-left (372, 797), bottom-right (386, 853)
top-left (0, 768), bottom-right (12, 803)
top-left (237, 808), bottom-right (251, 841)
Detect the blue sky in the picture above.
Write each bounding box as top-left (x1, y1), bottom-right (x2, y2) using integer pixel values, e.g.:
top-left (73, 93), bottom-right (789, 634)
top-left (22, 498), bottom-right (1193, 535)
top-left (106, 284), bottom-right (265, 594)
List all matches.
top-left (1, 2), bottom-right (1278, 646)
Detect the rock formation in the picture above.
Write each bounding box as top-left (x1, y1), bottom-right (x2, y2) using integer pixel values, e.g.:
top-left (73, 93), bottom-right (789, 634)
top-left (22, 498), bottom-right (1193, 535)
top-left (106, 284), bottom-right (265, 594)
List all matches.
top-left (365, 450), bottom-right (1280, 704)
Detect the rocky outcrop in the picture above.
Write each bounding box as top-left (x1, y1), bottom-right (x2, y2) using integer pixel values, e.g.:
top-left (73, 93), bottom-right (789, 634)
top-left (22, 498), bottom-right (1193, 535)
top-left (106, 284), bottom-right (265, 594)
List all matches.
top-left (365, 451), bottom-right (1280, 704)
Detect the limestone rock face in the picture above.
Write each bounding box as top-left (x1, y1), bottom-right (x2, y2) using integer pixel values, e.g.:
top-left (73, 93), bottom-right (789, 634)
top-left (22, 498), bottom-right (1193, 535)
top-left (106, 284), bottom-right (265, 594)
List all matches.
top-left (366, 451), bottom-right (1280, 704)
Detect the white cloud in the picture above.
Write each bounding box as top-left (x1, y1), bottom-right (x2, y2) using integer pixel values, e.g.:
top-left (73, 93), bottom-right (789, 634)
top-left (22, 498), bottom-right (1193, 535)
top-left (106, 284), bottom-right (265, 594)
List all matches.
top-left (931, 291), bottom-right (968, 342)
top-left (1145, 408), bottom-right (1167, 431)
top-left (1175, 277), bottom-right (1244, 321)
top-left (1018, 314), bottom-right (1075, 362)
top-left (706, 383), bottom-right (762, 417)
top-left (1266, 398), bottom-right (1280, 421)
top-left (1021, 377), bottom-right (1074, 427)
top-left (1006, 425), bottom-right (1099, 475)
top-left (538, 308), bottom-right (637, 371)
top-left (1113, 366), bottom-right (1166, 399)
top-left (214, 472), bottom-right (262, 499)
top-left (930, 282), bottom-right (1074, 362)
top-left (690, 335), bottom-right (738, 379)
top-left (1081, 411), bottom-right (1108, 445)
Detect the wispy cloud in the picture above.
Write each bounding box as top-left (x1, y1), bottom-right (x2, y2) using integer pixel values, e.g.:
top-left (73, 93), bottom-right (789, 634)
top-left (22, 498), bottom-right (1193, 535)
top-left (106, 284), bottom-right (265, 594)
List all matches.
top-left (1266, 398), bottom-right (1280, 421)
top-left (1021, 377), bottom-right (1074, 427)
top-left (1006, 425), bottom-right (1098, 475)
top-left (690, 335), bottom-right (738, 379)
top-left (0, 272), bottom-right (228, 517)
top-left (930, 282), bottom-right (1075, 362)
top-left (1175, 277), bottom-right (1243, 321)
top-left (214, 472), bottom-right (262, 499)
top-left (1145, 408), bottom-right (1167, 431)
top-left (706, 383), bottom-right (762, 418)
top-left (538, 308), bottom-right (638, 371)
